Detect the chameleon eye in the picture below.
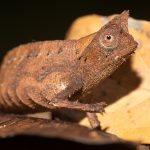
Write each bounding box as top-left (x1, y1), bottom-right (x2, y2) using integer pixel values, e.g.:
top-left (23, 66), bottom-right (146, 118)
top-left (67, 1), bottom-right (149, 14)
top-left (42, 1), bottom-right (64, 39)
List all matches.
top-left (99, 26), bottom-right (120, 50)
top-left (104, 35), bottom-right (114, 42)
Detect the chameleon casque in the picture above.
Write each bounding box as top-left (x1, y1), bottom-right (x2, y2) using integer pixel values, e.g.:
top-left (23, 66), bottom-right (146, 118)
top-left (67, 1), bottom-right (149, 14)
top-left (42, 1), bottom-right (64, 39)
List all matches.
top-left (0, 11), bottom-right (137, 129)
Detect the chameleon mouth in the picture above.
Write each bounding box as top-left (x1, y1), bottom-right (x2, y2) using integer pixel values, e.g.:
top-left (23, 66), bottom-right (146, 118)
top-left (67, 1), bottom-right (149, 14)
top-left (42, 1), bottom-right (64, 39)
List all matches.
top-left (114, 51), bottom-right (134, 62)
top-left (114, 37), bottom-right (138, 62)
top-left (123, 39), bottom-right (138, 59)
top-left (114, 46), bottom-right (137, 62)
top-left (125, 50), bottom-right (135, 57)
top-left (122, 51), bottom-right (135, 61)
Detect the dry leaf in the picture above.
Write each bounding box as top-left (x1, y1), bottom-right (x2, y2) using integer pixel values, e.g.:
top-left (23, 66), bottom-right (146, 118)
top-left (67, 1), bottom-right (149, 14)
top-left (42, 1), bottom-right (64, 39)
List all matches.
top-left (0, 112), bottom-right (132, 146)
top-left (66, 14), bottom-right (150, 143)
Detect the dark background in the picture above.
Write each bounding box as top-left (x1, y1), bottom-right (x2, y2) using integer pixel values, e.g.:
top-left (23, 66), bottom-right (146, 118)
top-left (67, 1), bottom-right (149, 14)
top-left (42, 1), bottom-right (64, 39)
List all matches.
top-left (0, 0), bottom-right (149, 60)
top-left (0, 0), bottom-right (149, 149)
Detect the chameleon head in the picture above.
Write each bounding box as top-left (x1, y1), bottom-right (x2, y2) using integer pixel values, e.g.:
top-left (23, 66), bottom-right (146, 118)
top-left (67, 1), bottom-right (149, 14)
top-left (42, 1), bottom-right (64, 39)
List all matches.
top-left (97, 10), bottom-right (138, 64)
top-left (80, 11), bottom-right (138, 91)
top-left (85, 11), bottom-right (137, 72)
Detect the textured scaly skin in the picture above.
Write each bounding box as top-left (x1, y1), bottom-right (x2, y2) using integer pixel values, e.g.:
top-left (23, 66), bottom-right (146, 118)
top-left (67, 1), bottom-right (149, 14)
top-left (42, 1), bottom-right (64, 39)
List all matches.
top-left (0, 11), bottom-right (137, 128)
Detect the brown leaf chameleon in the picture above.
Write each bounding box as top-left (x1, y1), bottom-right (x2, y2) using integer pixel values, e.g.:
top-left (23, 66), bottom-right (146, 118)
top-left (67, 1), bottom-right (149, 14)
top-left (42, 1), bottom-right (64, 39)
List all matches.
top-left (0, 11), bottom-right (137, 129)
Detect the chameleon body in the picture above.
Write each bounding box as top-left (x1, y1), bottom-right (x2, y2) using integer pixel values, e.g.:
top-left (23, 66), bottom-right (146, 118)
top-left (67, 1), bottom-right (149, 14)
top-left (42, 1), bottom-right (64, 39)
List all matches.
top-left (0, 11), bottom-right (137, 128)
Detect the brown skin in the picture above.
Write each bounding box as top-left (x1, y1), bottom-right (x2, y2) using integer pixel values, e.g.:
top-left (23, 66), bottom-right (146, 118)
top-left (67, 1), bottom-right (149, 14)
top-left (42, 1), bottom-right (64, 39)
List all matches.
top-left (0, 11), bottom-right (137, 129)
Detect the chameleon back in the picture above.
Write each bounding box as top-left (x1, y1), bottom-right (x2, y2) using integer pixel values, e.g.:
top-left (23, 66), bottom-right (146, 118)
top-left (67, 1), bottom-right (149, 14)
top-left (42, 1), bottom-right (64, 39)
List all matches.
top-left (0, 40), bottom-right (80, 112)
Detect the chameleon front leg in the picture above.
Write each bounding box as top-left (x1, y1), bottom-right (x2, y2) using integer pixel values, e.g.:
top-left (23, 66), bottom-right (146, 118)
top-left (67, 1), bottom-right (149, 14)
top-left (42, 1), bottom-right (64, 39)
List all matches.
top-left (49, 98), bottom-right (106, 113)
top-left (49, 98), bottom-right (105, 129)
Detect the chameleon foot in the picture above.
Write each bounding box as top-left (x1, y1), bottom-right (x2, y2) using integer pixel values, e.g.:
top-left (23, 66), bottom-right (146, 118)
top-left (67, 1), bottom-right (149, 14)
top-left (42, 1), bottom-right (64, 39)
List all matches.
top-left (87, 112), bottom-right (101, 129)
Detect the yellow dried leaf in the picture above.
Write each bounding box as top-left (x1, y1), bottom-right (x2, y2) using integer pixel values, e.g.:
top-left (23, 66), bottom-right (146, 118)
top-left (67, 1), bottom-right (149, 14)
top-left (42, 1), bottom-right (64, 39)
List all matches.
top-left (67, 14), bottom-right (150, 144)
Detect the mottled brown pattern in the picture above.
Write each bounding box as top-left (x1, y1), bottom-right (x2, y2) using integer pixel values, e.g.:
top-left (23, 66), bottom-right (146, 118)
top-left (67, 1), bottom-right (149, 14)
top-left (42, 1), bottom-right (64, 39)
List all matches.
top-left (0, 11), bottom-right (137, 129)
